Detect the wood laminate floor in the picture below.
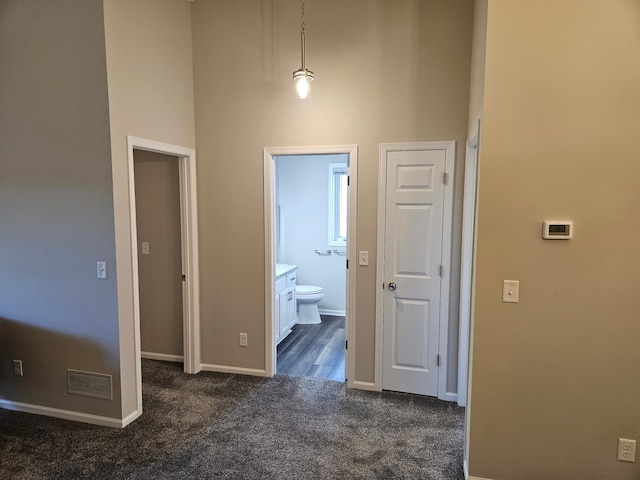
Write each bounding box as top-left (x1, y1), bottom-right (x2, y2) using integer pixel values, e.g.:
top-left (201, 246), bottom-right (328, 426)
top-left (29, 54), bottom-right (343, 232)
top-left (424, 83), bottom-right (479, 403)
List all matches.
top-left (276, 315), bottom-right (345, 382)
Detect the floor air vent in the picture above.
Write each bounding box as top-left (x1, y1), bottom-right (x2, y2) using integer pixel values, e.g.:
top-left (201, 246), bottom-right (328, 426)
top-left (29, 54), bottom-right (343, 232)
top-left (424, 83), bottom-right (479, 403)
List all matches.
top-left (67, 369), bottom-right (112, 400)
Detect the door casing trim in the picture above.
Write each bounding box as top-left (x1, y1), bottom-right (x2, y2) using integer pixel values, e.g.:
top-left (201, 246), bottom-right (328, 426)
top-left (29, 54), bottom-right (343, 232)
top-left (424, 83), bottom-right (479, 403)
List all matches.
top-left (375, 141), bottom-right (456, 401)
top-left (458, 120), bottom-right (481, 408)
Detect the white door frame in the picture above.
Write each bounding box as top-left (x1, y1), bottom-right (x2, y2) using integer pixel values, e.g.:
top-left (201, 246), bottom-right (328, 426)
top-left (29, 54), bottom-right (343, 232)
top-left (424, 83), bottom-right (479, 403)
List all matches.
top-left (457, 120), bottom-right (481, 407)
top-left (127, 136), bottom-right (201, 396)
top-left (263, 145), bottom-right (358, 387)
top-left (375, 141), bottom-right (456, 401)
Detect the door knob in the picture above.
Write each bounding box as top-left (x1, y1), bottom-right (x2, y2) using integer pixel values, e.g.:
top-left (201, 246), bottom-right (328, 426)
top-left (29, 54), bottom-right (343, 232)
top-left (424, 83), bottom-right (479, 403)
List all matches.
top-left (388, 282), bottom-right (397, 291)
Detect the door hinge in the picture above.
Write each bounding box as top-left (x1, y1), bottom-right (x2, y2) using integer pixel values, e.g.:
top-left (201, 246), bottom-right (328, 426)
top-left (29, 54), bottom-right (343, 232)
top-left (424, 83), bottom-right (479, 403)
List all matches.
top-left (346, 259), bottom-right (349, 269)
top-left (181, 274), bottom-right (186, 281)
top-left (437, 354), bottom-right (441, 366)
top-left (439, 265), bottom-right (444, 277)
top-left (347, 175), bottom-right (350, 186)
top-left (345, 340), bottom-right (348, 350)
top-left (382, 282), bottom-right (385, 290)
top-left (443, 172), bottom-right (449, 186)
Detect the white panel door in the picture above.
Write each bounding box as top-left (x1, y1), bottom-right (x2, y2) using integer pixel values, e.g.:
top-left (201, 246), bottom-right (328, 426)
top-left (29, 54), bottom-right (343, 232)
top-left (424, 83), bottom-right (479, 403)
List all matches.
top-left (381, 147), bottom-right (448, 396)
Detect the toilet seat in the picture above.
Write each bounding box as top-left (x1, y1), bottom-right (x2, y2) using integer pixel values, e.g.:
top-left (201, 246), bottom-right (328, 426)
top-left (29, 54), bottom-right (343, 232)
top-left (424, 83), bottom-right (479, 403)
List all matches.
top-left (296, 285), bottom-right (323, 295)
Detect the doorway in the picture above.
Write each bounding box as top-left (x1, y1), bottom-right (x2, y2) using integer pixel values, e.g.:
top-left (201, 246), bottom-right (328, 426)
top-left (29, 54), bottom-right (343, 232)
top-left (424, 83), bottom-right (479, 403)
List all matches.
top-left (126, 136), bottom-right (201, 419)
top-left (133, 150), bottom-right (184, 363)
top-left (274, 154), bottom-right (348, 381)
top-left (263, 145), bottom-right (358, 387)
top-left (375, 141), bottom-right (455, 399)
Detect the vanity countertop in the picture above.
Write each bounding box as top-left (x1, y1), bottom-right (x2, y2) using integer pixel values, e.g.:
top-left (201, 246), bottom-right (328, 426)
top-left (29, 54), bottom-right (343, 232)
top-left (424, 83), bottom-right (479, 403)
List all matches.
top-left (276, 263), bottom-right (298, 278)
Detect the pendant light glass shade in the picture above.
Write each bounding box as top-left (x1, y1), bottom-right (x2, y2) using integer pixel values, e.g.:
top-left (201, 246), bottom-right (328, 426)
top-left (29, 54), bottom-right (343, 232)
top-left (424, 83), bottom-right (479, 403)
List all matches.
top-left (293, 69), bottom-right (313, 99)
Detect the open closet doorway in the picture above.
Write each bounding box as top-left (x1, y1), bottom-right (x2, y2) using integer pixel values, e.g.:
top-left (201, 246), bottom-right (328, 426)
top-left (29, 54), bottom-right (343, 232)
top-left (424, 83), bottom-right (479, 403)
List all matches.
top-left (133, 150), bottom-right (185, 364)
top-left (126, 136), bottom-right (201, 419)
top-left (263, 146), bottom-right (357, 387)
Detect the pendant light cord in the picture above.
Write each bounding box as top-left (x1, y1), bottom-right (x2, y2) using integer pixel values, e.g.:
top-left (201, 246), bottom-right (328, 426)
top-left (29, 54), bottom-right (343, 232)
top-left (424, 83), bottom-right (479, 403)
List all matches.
top-left (300, 0), bottom-right (306, 70)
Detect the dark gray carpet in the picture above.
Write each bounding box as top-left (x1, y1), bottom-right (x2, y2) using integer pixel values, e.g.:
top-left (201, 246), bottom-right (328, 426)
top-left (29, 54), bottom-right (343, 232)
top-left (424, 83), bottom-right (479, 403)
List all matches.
top-left (0, 360), bottom-right (465, 479)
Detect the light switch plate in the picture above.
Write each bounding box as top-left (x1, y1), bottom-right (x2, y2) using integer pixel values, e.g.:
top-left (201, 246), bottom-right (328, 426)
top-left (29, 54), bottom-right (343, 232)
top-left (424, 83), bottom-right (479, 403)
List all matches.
top-left (97, 261), bottom-right (108, 280)
top-left (502, 280), bottom-right (519, 303)
top-left (359, 251), bottom-right (369, 266)
top-left (141, 242), bottom-right (150, 255)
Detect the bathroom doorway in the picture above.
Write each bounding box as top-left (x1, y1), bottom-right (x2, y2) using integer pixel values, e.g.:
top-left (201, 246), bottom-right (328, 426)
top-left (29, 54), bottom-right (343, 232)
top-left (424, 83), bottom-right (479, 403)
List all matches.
top-left (263, 146), bottom-right (357, 386)
top-left (275, 154), bottom-right (347, 381)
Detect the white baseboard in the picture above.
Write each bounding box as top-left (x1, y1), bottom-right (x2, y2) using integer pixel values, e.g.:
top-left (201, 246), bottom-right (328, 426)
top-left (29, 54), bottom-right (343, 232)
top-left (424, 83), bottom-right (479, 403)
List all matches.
top-left (141, 352), bottom-right (184, 363)
top-left (318, 309), bottom-right (345, 317)
top-left (439, 391), bottom-right (458, 403)
top-left (121, 409), bottom-right (143, 428)
top-left (0, 399), bottom-right (136, 428)
top-left (353, 381), bottom-right (378, 391)
top-left (464, 461), bottom-right (494, 480)
top-left (200, 363), bottom-right (267, 377)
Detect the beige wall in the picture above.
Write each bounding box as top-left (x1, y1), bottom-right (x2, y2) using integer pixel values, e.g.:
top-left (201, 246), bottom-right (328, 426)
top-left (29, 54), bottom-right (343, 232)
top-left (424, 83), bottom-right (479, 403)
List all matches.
top-left (191, 0), bottom-right (474, 385)
top-left (467, 0), bottom-right (487, 137)
top-left (134, 151), bottom-right (183, 358)
top-left (103, 0), bottom-right (196, 416)
top-left (0, 1), bottom-right (121, 418)
top-left (468, 1), bottom-right (640, 478)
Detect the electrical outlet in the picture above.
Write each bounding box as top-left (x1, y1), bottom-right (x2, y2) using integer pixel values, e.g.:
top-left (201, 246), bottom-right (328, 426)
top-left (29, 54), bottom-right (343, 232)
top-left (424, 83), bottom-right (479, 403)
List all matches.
top-left (239, 333), bottom-right (248, 347)
top-left (617, 438), bottom-right (636, 462)
top-left (13, 360), bottom-right (23, 377)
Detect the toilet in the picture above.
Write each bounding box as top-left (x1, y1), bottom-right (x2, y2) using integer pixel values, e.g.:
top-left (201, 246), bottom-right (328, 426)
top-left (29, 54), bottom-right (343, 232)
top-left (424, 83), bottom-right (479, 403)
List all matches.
top-left (296, 285), bottom-right (324, 324)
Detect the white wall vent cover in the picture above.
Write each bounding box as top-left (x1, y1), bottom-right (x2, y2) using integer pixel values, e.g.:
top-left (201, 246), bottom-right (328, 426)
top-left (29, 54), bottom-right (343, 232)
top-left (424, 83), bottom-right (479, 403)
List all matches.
top-left (67, 369), bottom-right (112, 400)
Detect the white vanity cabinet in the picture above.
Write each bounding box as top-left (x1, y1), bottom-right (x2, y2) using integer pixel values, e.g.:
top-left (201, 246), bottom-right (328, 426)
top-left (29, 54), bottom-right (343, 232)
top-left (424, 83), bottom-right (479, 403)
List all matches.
top-left (275, 264), bottom-right (298, 344)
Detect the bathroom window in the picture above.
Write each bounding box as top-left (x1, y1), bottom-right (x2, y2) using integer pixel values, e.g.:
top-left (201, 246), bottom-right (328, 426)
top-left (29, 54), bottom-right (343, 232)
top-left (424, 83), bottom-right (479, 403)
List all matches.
top-left (328, 163), bottom-right (348, 247)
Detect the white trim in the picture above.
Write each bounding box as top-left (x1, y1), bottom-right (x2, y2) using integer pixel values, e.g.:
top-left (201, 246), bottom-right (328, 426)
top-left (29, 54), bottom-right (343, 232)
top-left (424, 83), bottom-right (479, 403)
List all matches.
top-left (200, 363), bottom-right (267, 377)
top-left (440, 391), bottom-right (458, 403)
top-left (374, 156), bottom-right (386, 392)
top-left (141, 352), bottom-right (184, 363)
top-left (120, 409), bottom-right (142, 428)
top-left (263, 145), bottom-right (358, 389)
top-left (458, 121), bottom-right (481, 407)
top-left (327, 162), bottom-right (348, 247)
top-left (176, 145), bottom-right (201, 375)
top-left (375, 141), bottom-right (456, 401)
top-left (438, 141), bottom-right (456, 402)
top-left (463, 120), bottom-right (482, 468)
top-left (318, 308), bottom-right (346, 317)
top-left (353, 381), bottom-right (379, 392)
top-left (126, 136), bottom-right (201, 417)
top-left (263, 149), bottom-right (276, 377)
top-left (345, 149), bottom-right (358, 390)
top-left (0, 400), bottom-right (140, 429)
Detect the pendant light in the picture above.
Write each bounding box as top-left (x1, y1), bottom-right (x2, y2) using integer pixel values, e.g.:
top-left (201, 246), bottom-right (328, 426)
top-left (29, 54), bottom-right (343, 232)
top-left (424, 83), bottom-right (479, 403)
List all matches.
top-left (293, 0), bottom-right (313, 99)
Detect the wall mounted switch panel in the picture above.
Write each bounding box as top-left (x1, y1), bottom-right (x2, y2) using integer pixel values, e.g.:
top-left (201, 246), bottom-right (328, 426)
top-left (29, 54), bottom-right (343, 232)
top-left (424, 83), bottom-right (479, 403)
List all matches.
top-left (503, 280), bottom-right (519, 303)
